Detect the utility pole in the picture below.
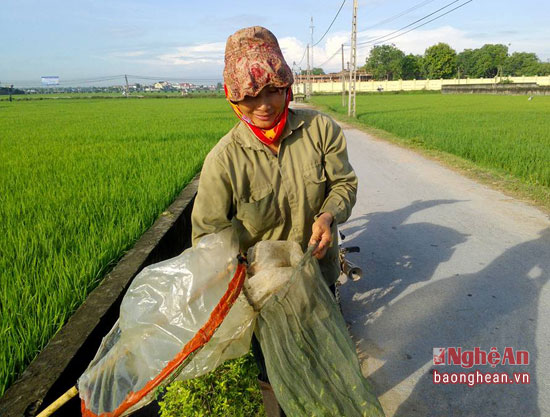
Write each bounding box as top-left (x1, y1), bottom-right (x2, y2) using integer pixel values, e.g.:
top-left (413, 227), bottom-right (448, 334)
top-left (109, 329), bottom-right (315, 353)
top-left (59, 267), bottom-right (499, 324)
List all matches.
top-left (348, 0), bottom-right (358, 117)
top-left (306, 44), bottom-right (311, 101)
top-left (9, 84), bottom-right (13, 102)
top-left (347, 61), bottom-right (350, 106)
top-left (341, 44), bottom-right (345, 107)
top-left (310, 16), bottom-right (315, 73)
top-left (124, 74), bottom-right (130, 98)
top-left (292, 61), bottom-right (296, 97)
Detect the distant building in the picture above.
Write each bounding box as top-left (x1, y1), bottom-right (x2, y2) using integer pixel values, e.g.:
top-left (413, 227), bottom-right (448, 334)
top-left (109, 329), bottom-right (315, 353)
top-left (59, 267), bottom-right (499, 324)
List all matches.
top-left (154, 81), bottom-right (170, 90)
top-left (295, 70), bottom-right (372, 83)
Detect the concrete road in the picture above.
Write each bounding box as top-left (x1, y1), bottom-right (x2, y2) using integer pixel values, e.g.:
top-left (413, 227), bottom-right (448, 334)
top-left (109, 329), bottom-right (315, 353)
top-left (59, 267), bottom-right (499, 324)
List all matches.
top-left (337, 126), bottom-right (550, 417)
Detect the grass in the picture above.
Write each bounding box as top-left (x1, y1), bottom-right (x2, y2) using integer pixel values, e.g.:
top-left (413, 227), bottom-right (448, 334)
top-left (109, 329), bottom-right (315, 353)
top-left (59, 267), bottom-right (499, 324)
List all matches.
top-left (4, 91), bottom-right (549, 412)
top-left (311, 93), bottom-right (550, 209)
top-left (0, 97), bottom-right (237, 396)
top-left (0, 91), bottom-right (224, 101)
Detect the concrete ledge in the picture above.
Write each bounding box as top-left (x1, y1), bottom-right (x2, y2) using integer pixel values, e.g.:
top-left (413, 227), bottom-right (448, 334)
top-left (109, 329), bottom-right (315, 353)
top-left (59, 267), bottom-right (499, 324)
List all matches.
top-left (0, 174), bottom-right (200, 417)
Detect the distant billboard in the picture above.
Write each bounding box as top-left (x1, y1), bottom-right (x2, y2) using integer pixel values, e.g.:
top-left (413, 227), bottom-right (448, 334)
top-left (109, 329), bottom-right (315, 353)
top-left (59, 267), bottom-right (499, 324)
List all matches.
top-left (41, 76), bottom-right (59, 86)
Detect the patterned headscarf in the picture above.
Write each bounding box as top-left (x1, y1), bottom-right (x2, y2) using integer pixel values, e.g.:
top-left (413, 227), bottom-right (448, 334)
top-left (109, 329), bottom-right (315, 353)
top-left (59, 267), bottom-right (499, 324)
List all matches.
top-left (223, 26), bottom-right (294, 146)
top-left (223, 26), bottom-right (294, 102)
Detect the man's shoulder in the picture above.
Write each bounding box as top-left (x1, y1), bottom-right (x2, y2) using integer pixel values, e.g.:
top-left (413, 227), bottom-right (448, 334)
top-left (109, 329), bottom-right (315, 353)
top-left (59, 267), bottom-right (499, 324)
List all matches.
top-left (291, 107), bottom-right (334, 127)
top-left (204, 123), bottom-right (241, 163)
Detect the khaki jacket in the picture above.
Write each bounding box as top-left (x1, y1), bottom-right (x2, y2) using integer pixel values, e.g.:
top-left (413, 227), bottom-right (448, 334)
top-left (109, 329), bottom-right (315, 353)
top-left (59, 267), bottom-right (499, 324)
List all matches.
top-left (191, 108), bottom-right (358, 285)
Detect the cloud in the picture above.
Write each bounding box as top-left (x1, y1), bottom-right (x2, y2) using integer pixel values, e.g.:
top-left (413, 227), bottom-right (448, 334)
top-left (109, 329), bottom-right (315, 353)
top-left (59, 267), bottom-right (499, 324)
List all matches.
top-left (104, 26), bottom-right (550, 80)
top-left (156, 42), bottom-right (225, 66)
top-left (102, 41), bottom-right (226, 79)
top-left (278, 37), bottom-right (307, 68)
top-left (497, 30), bottom-right (519, 36)
top-left (295, 25), bottom-right (550, 73)
top-left (111, 50), bottom-right (148, 58)
top-left (279, 32), bottom-right (350, 72)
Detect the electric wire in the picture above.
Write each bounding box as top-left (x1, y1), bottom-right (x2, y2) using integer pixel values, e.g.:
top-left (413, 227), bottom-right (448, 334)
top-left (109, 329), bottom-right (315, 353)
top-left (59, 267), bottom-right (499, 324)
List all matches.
top-left (297, 46), bottom-right (308, 67)
top-left (358, 0), bottom-right (473, 49)
top-left (313, 0), bottom-right (472, 70)
top-left (10, 74), bottom-right (221, 88)
top-left (298, 0), bottom-right (346, 71)
top-left (57, 76), bottom-right (125, 85)
top-left (127, 75), bottom-right (220, 81)
top-left (318, 45), bottom-right (347, 68)
top-left (356, 0), bottom-right (464, 46)
top-left (356, 0), bottom-right (438, 35)
top-left (8, 0), bottom-right (473, 88)
top-left (312, 0), bottom-right (347, 46)
top-left (58, 75), bottom-right (125, 82)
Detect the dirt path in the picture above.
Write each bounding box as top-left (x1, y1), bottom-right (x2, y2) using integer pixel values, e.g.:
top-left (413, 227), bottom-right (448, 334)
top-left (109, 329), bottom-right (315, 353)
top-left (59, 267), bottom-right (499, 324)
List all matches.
top-left (336, 125), bottom-right (550, 416)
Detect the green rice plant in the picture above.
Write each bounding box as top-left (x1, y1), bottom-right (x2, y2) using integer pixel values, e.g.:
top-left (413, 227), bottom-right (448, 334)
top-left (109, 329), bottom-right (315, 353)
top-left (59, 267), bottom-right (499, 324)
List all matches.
top-left (0, 97), bottom-right (236, 396)
top-left (0, 91), bottom-right (225, 101)
top-left (159, 352), bottom-right (265, 417)
top-left (311, 94), bottom-right (550, 189)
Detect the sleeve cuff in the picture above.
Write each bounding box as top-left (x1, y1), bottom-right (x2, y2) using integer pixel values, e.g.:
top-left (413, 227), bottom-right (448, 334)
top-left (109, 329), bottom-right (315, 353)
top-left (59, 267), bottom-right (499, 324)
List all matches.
top-left (317, 198), bottom-right (346, 225)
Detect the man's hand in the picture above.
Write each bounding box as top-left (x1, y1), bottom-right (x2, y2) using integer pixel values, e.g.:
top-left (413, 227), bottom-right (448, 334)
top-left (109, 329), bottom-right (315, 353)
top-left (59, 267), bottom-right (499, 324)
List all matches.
top-left (309, 212), bottom-right (333, 260)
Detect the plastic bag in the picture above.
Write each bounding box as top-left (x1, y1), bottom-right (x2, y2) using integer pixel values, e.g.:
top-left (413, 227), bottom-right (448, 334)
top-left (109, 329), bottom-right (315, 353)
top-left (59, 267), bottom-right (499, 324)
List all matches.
top-left (244, 240), bottom-right (303, 311)
top-left (254, 244), bottom-right (385, 417)
top-left (78, 228), bottom-right (254, 417)
top-left (79, 231), bottom-right (383, 417)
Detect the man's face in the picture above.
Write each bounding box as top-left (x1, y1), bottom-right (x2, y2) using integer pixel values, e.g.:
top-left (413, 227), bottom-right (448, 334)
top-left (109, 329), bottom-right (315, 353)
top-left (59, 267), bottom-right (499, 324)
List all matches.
top-left (236, 85), bottom-right (286, 129)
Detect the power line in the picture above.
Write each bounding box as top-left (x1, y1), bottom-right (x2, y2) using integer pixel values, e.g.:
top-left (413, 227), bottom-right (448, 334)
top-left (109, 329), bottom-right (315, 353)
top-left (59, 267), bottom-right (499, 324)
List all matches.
top-left (7, 74), bottom-right (222, 88)
top-left (358, 0), bottom-right (473, 49)
top-left (318, 45), bottom-right (348, 68)
top-left (59, 75), bottom-right (124, 81)
top-left (357, 0), bottom-right (437, 35)
top-left (313, 0), bottom-right (347, 46)
top-left (356, 0), bottom-right (464, 46)
top-left (57, 75), bottom-right (125, 84)
top-left (297, 47), bottom-right (308, 67)
top-left (312, 0), bottom-right (472, 70)
top-left (126, 75), bottom-right (220, 81)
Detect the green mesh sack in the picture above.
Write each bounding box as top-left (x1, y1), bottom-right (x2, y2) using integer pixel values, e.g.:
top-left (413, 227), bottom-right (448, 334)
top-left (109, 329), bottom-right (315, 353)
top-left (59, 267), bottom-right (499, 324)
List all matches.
top-left (254, 245), bottom-right (385, 417)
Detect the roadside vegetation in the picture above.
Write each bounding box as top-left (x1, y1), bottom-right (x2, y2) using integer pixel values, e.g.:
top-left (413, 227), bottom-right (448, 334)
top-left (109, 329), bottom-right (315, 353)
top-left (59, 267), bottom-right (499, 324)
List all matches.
top-left (303, 43), bottom-right (550, 81)
top-left (312, 93), bottom-right (550, 209)
top-left (363, 43), bottom-right (550, 80)
top-left (0, 97), bottom-right (238, 396)
top-left (159, 353), bottom-right (265, 417)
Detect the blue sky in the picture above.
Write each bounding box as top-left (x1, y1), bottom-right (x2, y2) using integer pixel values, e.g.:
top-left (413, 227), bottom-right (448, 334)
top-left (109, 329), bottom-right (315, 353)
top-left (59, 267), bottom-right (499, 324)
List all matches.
top-left (2, 0), bottom-right (549, 86)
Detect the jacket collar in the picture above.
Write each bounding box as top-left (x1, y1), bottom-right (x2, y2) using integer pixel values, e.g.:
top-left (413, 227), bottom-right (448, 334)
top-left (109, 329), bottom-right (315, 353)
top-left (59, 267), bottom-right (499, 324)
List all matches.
top-left (232, 108), bottom-right (305, 151)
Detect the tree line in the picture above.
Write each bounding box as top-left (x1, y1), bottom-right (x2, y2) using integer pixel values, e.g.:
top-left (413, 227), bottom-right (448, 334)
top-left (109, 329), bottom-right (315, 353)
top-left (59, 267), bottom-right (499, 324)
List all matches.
top-left (0, 86), bottom-right (25, 95)
top-left (362, 43), bottom-right (550, 81)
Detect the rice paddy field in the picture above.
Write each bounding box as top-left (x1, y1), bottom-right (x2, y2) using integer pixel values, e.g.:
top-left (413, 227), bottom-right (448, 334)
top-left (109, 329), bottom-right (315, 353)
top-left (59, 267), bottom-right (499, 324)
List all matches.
top-left (0, 91), bottom-right (224, 100)
top-left (2, 92), bottom-right (550, 410)
top-left (311, 94), bottom-right (550, 199)
top-left (0, 97), bottom-right (236, 396)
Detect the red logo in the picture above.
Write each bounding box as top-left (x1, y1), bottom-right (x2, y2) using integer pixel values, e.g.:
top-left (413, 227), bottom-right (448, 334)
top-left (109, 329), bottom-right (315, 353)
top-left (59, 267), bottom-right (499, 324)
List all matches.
top-left (433, 348), bottom-right (446, 365)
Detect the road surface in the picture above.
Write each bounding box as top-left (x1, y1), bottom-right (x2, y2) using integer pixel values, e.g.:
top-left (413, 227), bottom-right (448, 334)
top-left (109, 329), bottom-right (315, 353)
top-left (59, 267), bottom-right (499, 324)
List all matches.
top-left (337, 124), bottom-right (550, 417)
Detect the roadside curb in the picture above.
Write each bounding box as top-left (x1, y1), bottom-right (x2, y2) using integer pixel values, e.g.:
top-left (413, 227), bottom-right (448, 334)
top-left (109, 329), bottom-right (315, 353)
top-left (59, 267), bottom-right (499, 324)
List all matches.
top-left (0, 174), bottom-right (200, 417)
